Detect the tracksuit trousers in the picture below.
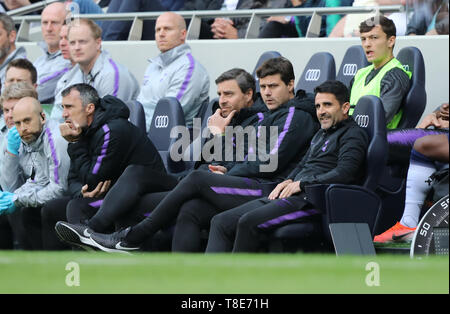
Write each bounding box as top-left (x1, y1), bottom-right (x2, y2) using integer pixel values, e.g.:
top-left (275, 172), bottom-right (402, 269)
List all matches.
top-left (126, 170), bottom-right (278, 246)
top-left (68, 164), bottom-right (179, 233)
top-left (206, 193), bottom-right (321, 253)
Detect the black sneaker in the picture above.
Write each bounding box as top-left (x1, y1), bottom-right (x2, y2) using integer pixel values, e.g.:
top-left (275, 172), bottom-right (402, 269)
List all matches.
top-left (90, 227), bottom-right (140, 254)
top-left (55, 221), bottom-right (97, 251)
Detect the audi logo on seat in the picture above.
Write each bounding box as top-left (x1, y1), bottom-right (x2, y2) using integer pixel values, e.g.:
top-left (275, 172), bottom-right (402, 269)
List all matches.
top-left (342, 64), bottom-right (358, 76)
top-left (305, 69), bottom-right (321, 81)
top-left (155, 115), bottom-right (169, 128)
top-left (355, 114), bottom-right (370, 128)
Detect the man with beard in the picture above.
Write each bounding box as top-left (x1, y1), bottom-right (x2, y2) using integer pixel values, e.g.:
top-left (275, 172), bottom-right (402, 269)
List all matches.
top-left (0, 96), bottom-right (71, 249)
top-left (0, 13), bottom-right (27, 86)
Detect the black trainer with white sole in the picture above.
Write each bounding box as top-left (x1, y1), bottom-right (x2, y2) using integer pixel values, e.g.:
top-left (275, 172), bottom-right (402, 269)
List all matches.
top-left (89, 227), bottom-right (140, 254)
top-left (55, 221), bottom-right (97, 251)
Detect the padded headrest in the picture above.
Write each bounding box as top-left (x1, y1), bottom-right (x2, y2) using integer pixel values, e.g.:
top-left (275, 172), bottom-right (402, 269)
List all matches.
top-left (296, 52), bottom-right (336, 93)
top-left (125, 100), bottom-right (146, 132)
top-left (148, 97), bottom-right (186, 151)
top-left (336, 45), bottom-right (369, 87)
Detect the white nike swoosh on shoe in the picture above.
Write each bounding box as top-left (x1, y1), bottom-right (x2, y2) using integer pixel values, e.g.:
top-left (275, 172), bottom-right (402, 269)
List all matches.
top-left (115, 242), bottom-right (138, 251)
top-left (90, 237), bottom-right (132, 254)
top-left (83, 229), bottom-right (91, 237)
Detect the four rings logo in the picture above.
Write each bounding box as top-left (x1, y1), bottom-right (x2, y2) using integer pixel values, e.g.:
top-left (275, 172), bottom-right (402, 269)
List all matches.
top-left (305, 69), bottom-right (321, 81)
top-left (342, 64), bottom-right (358, 76)
top-left (355, 114), bottom-right (370, 128)
top-left (155, 115), bottom-right (169, 128)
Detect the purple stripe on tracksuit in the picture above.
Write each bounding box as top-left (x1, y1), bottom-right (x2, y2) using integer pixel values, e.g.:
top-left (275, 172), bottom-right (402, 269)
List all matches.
top-left (210, 186), bottom-right (262, 197)
top-left (39, 67), bottom-right (71, 85)
top-left (257, 208), bottom-right (320, 229)
top-left (88, 200), bottom-right (103, 208)
top-left (108, 58), bottom-right (120, 97)
top-left (270, 106), bottom-right (295, 155)
top-left (257, 112), bottom-right (264, 123)
top-left (44, 127), bottom-right (60, 184)
top-left (242, 177), bottom-right (254, 187)
top-left (176, 53), bottom-right (195, 101)
top-left (387, 129), bottom-right (443, 146)
top-left (92, 125), bottom-right (110, 175)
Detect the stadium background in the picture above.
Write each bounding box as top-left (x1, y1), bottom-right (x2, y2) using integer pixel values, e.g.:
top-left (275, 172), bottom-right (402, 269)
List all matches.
top-left (18, 35), bottom-right (449, 120)
top-left (1, 8), bottom-right (448, 296)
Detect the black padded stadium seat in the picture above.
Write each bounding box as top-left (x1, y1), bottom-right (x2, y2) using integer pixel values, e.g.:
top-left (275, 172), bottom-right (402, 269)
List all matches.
top-left (269, 95), bottom-right (387, 254)
top-left (374, 47), bottom-right (427, 234)
top-left (336, 45), bottom-right (369, 88)
top-left (182, 97), bottom-right (218, 171)
top-left (396, 46), bottom-right (427, 129)
top-left (252, 51), bottom-right (282, 93)
top-left (296, 52), bottom-right (336, 94)
top-left (148, 97), bottom-right (187, 174)
top-left (125, 100), bottom-right (146, 132)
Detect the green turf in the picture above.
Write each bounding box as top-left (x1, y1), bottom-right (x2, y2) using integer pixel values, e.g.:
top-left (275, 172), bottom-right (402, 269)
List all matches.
top-left (0, 251), bottom-right (447, 294)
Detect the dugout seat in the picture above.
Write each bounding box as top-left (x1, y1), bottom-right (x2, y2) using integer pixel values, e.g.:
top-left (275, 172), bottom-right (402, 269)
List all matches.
top-left (182, 98), bottom-right (218, 172)
top-left (148, 97), bottom-right (187, 174)
top-left (252, 51), bottom-right (282, 93)
top-left (396, 46), bottom-right (427, 129)
top-left (373, 47), bottom-right (427, 234)
top-left (295, 52), bottom-right (336, 94)
top-left (336, 45), bottom-right (369, 88)
top-left (269, 95), bottom-right (387, 255)
top-left (125, 100), bottom-right (146, 132)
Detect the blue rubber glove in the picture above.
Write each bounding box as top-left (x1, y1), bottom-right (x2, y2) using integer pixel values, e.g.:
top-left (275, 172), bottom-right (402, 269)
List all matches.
top-left (0, 191), bottom-right (16, 215)
top-left (7, 126), bottom-right (21, 155)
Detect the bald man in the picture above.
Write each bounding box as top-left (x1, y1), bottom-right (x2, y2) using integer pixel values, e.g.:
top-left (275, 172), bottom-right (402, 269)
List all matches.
top-left (33, 2), bottom-right (72, 103)
top-left (0, 96), bottom-right (70, 250)
top-left (137, 12), bottom-right (210, 132)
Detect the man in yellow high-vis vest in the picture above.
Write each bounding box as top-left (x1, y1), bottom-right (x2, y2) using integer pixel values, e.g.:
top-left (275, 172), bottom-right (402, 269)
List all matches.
top-left (349, 15), bottom-right (411, 129)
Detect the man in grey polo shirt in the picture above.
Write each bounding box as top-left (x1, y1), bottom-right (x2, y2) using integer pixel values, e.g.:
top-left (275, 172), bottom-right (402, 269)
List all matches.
top-left (50, 18), bottom-right (140, 121)
top-left (137, 12), bottom-right (210, 132)
top-left (33, 2), bottom-right (72, 104)
top-left (0, 13), bottom-right (27, 86)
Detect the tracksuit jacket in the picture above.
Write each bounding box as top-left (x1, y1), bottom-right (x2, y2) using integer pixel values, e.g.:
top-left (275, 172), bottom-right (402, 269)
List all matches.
top-left (67, 95), bottom-right (165, 198)
top-left (224, 91), bottom-right (320, 181)
top-left (0, 119), bottom-right (70, 208)
top-left (137, 43), bottom-right (210, 130)
top-left (195, 96), bottom-right (268, 170)
top-left (33, 42), bottom-right (72, 103)
top-left (51, 50), bottom-right (140, 121)
top-left (0, 46), bottom-right (27, 87)
top-left (287, 117), bottom-right (369, 190)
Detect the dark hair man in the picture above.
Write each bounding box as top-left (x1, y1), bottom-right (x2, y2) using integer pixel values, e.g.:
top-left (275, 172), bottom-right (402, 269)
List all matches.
top-left (206, 80), bottom-right (370, 252)
top-left (44, 83), bottom-right (175, 250)
top-left (57, 57), bottom-right (320, 253)
top-left (349, 15), bottom-right (411, 129)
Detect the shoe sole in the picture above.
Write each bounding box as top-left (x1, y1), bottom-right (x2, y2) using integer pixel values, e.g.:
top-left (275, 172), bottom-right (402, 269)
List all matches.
top-left (55, 222), bottom-right (97, 252)
top-left (89, 237), bottom-right (136, 255)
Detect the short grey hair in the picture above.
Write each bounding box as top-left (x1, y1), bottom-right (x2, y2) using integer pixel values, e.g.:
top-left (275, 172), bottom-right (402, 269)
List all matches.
top-left (0, 82), bottom-right (38, 109)
top-left (61, 83), bottom-right (100, 108)
top-left (0, 13), bottom-right (15, 34)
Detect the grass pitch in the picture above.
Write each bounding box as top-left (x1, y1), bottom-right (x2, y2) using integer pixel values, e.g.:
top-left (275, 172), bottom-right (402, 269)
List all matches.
top-left (0, 251), bottom-right (448, 294)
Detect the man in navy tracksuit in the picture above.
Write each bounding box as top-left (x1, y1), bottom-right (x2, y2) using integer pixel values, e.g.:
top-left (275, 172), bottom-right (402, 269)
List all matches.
top-left (206, 80), bottom-right (369, 252)
top-left (60, 57), bottom-right (320, 253)
top-left (46, 83), bottom-right (174, 250)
